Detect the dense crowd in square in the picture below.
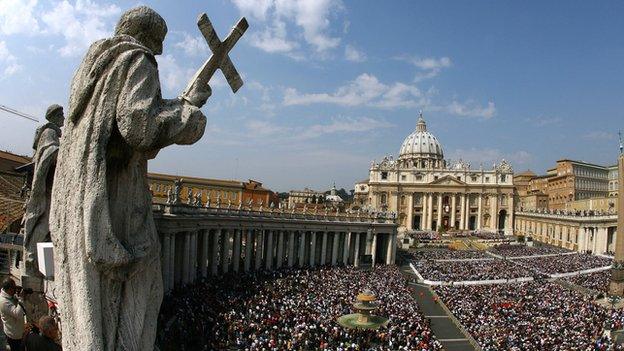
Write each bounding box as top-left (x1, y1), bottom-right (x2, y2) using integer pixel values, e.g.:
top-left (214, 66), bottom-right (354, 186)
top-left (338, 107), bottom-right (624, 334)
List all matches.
top-left (413, 259), bottom-right (536, 281)
top-left (565, 271), bottom-right (612, 294)
top-left (435, 282), bottom-right (624, 351)
top-left (407, 248), bottom-right (491, 261)
top-left (489, 243), bottom-right (572, 257)
top-left (158, 266), bottom-right (442, 351)
top-left (513, 254), bottom-right (612, 274)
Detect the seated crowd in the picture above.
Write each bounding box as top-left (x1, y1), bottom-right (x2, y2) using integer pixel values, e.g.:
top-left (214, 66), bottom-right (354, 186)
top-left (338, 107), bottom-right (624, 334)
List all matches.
top-left (158, 266), bottom-right (442, 351)
top-left (513, 254), bottom-right (612, 274)
top-left (407, 248), bottom-right (491, 261)
top-left (490, 243), bottom-right (571, 257)
top-left (565, 270), bottom-right (611, 294)
top-left (413, 259), bottom-right (536, 281)
top-left (436, 282), bottom-right (624, 351)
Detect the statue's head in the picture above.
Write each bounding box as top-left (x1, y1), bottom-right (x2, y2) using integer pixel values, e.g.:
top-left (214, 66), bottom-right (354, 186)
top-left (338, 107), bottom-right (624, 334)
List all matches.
top-left (115, 6), bottom-right (167, 55)
top-left (46, 104), bottom-right (64, 127)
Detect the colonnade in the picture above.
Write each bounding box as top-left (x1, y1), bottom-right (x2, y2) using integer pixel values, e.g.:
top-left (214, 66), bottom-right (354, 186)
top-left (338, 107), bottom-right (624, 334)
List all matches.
top-left (158, 227), bottom-right (397, 293)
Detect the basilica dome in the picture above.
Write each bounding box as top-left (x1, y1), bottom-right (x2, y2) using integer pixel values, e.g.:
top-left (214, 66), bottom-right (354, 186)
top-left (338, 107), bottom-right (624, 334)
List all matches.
top-left (398, 113), bottom-right (444, 164)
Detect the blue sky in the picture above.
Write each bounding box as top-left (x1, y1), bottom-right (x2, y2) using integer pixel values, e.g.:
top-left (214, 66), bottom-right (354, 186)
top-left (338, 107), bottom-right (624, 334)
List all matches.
top-left (0, 0), bottom-right (623, 192)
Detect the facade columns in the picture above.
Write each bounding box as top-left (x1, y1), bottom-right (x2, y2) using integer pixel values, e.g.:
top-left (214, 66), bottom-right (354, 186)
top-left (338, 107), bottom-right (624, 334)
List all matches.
top-left (477, 194), bottom-right (483, 229)
top-left (427, 193), bottom-right (433, 230)
top-left (232, 229), bottom-right (242, 272)
top-left (276, 230), bottom-right (285, 269)
top-left (406, 193), bottom-right (414, 230)
top-left (320, 232), bottom-right (328, 265)
top-left (459, 194), bottom-right (466, 230)
top-left (244, 229), bottom-right (253, 272)
top-left (211, 229), bottom-right (220, 275)
top-left (309, 231), bottom-right (317, 267)
top-left (371, 232), bottom-right (378, 268)
top-left (265, 230), bottom-right (274, 270)
top-left (343, 232), bottom-right (351, 265)
top-left (298, 231), bottom-right (306, 267)
top-left (386, 234), bottom-right (395, 265)
top-left (421, 193), bottom-right (427, 230)
top-left (436, 194), bottom-right (443, 230)
top-left (287, 231), bottom-right (295, 267)
top-left (451, 194), bottom-right (457, 229)
top-left (354, 233), bottom-right (361, 267)
top-left (490, 194), bottom-right (498, 231)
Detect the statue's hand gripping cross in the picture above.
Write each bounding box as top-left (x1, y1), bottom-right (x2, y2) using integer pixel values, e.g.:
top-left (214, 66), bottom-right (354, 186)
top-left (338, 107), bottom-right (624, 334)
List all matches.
top-left (182, 14), bottom-right (248, 102)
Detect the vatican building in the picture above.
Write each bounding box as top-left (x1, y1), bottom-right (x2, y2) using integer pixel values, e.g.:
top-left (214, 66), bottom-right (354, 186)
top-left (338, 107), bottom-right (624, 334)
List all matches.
top-left (355, 113), bottom-right (515, 233)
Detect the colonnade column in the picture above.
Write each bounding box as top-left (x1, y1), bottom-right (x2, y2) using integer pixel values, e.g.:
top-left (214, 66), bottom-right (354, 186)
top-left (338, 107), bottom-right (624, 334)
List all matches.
top-left (190, 231), bottom-right (197, 282)
top-left (309, 231), bottom-right (317, 267)
top-left (276, 230), bottom-right (284, 269)
top-left (211, 229), bottom-right (220, 275)
top-left (353, 233), bottom-right (361, 267)
top-left (298, 231), bottom-right (306, 267)
top-left (168, 233), bottom-right (175, 290)
top-left (386, 233), bottom-right (395, 265)
top-left (331, 232), bottom-right (340, 265)
top-left (162, 233), bottom-right (171, 292)
top-left (343, 232), bottom-right (351, 265)
top-left (244, 229), bottom-right (253, 272)
top-left (255, 229), bottom-right (264, 270)
top-left (232, 229), bottom-right (241, 272)
top-left (221, 229), bottom-right (231, 273)
top-left (182, 232), bottom-right (190, 285)
top-left (265, 230), bottom-right (274, 270)
top-left (320, 232), bottom-right (328, 265)
top-left (200, 229), bottom-right (209, 278)
top-left (287, 231), bottom-right (295, 267)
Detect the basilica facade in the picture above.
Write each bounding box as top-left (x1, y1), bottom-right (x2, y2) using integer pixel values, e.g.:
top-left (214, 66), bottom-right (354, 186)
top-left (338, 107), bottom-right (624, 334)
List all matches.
top-left (354, 114), bottom-right (515, 234)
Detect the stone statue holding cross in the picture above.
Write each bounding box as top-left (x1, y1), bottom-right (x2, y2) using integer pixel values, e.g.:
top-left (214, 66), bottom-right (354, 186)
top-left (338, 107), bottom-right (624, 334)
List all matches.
top-left (49, 6), bottom-right (247, 350)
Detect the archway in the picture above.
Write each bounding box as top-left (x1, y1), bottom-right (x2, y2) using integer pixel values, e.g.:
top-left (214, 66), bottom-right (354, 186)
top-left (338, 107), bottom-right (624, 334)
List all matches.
top-left (498, 210), bottom-right (507, 232)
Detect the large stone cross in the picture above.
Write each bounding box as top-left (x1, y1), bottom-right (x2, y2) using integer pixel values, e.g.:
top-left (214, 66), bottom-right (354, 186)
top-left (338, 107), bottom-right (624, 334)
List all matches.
top-left (183, 14), bottom-right (248, 96)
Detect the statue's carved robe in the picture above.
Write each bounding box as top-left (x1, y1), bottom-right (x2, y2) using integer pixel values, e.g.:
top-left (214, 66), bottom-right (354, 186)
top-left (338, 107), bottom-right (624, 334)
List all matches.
top-left (50, 35), bottom-right (206, 350)
top-left (23, 123), bottom-right (62, 271)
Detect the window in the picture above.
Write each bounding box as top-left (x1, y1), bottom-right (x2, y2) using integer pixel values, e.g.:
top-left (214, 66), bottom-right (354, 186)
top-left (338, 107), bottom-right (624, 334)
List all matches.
top-left (501, 174), bottom-right (506, 182)
top-left (381, 172), bottom-right (388, 180)
top-left (416, 175), bottom-right (423, 181)
top-left (471, 176), bottom-right (477, 182)
top-left (401, 175), bottom-right (406, 181)
top-left (381, 194), bottom-right (387, 204)
top-left (434, 176), bottom-right (439, 181)
top-left (485, 177), bottom-right (490, 182)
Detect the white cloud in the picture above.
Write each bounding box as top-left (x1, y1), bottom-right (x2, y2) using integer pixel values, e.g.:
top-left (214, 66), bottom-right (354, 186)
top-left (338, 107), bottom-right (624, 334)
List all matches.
top-left (41, 0), bottom-right (121, 57)
top-left (525, 115), bottom-right (562, 127)
top-left (0, 0), bottom-right (40, 35)
top-left (174, 32), bottom-right (209, 57)
top-left (583, 131), bottom-right (615, 141)
top-left (0, 41), bottom-right (22, 78)
top-left (231, 0), bottom-right (342, 56)
top-left (283, 73), bottom-right (427, 109)
top-left (448, 147), bottom-right (532, 168)
top-left (156, 54), bottom-right (195, 94)
top-left (399, 55), bottom-right (452, 81)
top-left (344, 44), bottom-right (366, 62)
top-left (444, 100), bottom-right (496, 119)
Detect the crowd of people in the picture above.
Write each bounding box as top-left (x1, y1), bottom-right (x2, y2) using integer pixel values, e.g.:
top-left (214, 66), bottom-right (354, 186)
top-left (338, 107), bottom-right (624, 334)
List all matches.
top-left (513, 254), bottom-right (612, 274)
top-left (435, 282), bottom-right (624, 350)
top-left (490, 243), bottom-right (571, 257)
top-left (413, 259), bottom-right (536, 281)
top-left (407, 248), bottom-right (491, 260)
top-left (158, 266), bottom-right (442, 350)
top-left (565, 271), bottom-right (611, 294)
